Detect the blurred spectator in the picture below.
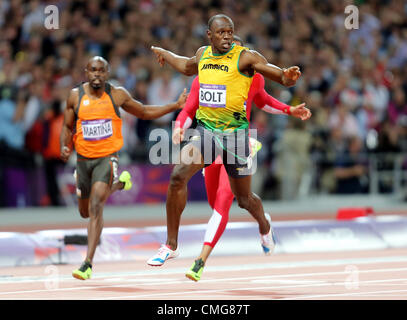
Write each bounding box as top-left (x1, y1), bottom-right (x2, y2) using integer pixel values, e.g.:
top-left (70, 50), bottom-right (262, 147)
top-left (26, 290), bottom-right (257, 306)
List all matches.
top-left (147, 68), bottom-right (186, 128)
top-left (388, 86), bottom-right (407, 126)
top-left (132, 79), bottom-right (151, 161)
top-left (361, 68), bottom-right (390, 123)
top-left (376, 119), bottom-right (401, 154)
top-left (333, 135), bottom-right (369, 194)
top-left (250, 108), bottom-right (276, 197)
top-left (41, 100), bottom-right (65, 206)
top-left (0, 85), bottom-right (24, 152)
top-left (146, 67), bottom-right (186, 159)
top-left (274, 117), bottom-right (312, 200)
top-left (0, 0), bottom-right (406, 205)
top-left (328, 103), bottom-right (360, 139)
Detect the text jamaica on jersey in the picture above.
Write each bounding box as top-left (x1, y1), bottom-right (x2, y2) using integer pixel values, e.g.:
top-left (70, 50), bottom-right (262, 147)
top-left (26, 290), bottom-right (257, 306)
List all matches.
top-left (200, 63), bottom-right (229, 72)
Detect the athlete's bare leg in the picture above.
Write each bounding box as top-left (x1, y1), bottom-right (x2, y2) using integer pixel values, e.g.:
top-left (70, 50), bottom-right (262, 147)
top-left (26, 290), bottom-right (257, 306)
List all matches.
top-left (78, 198), bottom-right (90, 219)
top-left (228, 175), bottom-right (270, 235)
top-left (197, 244), bottom-right (213, 263)
top-left (109, 181), bottom-right (124, 195)
top-left (77, 181), bottom-right (123, 219)
top-left (85, 181), bottom-right (110, 263)
top-left (166, 143), bottom-right (205, 250)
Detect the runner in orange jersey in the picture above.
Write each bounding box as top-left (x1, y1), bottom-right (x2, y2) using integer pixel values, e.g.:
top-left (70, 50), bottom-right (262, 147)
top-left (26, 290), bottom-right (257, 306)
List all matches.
top-left (60, 56), bottom-right (187, 280)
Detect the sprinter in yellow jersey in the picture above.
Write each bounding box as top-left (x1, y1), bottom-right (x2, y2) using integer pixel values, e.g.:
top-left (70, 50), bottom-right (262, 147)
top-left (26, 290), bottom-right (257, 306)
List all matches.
top-left (196, 43), bottom-right (252, 132)
top-left (60, 56), bottom-right (187, 280)
top-left (148, 14), bottom-right (301, 267)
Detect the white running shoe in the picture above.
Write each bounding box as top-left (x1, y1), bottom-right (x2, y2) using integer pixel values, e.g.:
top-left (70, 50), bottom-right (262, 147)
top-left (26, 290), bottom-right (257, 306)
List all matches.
top-left (147, 244), bottom-right (179, 266)
top-left (260, 213), bottom-right (276, 255)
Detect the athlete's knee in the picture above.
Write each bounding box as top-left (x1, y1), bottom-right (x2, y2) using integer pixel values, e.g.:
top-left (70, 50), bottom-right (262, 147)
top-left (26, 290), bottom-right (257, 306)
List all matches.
top-left (89, 198), bottom-right (105, 218)
top-left (236, 194), bottom-right (251, 210)
top-left (79, 207), bottom-right (89, 219)
top-left (78, 201), bottom-right (89, 219)
top-left (169, 166), bottom-right (189, 189)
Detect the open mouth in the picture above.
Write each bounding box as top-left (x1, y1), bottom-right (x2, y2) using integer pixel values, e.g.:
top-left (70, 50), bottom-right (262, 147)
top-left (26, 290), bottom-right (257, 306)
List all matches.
top-left (221, 42), bottom-right (232, 50)
top-left (90, 78), bottom-right (102, 88)
top-left (91, 78), bottom-right (102, 86)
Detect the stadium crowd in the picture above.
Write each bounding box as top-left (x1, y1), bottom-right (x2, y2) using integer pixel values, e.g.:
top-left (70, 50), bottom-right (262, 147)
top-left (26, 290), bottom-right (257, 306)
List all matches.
top-left (0, 0), bottom-right (407, 206)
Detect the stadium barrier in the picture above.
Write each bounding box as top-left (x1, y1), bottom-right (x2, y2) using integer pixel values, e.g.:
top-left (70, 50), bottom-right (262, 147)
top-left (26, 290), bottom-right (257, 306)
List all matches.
top-left (1, 215), bottom-right (406, 267)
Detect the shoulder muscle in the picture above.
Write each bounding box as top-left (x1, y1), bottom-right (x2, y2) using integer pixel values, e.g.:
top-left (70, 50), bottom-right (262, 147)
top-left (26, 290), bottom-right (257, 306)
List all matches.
top-left (67, 88), bottom-right (79, 109)
top-left (110, 85), bottom-right (131, 106)
top-left (195, 46), bottom-right (207, 62)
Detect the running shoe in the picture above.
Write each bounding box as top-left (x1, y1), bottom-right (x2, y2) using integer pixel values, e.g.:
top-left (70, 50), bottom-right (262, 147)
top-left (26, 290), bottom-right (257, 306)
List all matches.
top-left (185, 258), bottom-right (205, 282)
top-left (147, 244), bottom-right (179, 266)
top-left (249, 137), bottom-right (262, 157)
top-left (119, 170), bottom-right (132, 190)
top-left (72, 261), bottom-right (92, 280)
top-left (260, 213), bottom-right (276, 255)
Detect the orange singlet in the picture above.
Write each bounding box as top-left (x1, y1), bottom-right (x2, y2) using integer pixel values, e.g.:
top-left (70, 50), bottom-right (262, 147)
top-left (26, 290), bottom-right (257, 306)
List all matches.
top-left (73, 83), bottom-right (123, 158)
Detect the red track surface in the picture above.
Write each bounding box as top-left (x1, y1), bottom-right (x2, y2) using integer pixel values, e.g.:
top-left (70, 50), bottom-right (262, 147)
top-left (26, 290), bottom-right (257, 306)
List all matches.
top-left (1, 210), bottom-right (407, 300)
top-left (1, 248), bottom-right (406, 300)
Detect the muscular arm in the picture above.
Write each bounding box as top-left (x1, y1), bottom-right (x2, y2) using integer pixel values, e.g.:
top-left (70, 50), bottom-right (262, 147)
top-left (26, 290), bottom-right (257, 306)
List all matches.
top-left (251, 74), bottom-right (311, 120)
top-left (251, 74), bottom-right (291, 115)
top-left (150, 46), bottom-right (206, 76)
top-left (115, 86), bottom-right (186, 120)
top-left (60, 89), bottom-right (77, 162)
top-left (239, 50), bottom-right (300, 87)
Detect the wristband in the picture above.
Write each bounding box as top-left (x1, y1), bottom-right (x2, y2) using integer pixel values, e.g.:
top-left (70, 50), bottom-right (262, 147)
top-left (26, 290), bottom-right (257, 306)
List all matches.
top-left (283, 106), bottom-right (291, 115)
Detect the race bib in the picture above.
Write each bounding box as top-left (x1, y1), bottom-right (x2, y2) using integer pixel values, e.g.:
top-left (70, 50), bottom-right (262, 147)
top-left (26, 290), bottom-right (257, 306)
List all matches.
top-left (82, 119), bottom-right (113, 141)
top-left (199, 84), bottom-right (226, 108)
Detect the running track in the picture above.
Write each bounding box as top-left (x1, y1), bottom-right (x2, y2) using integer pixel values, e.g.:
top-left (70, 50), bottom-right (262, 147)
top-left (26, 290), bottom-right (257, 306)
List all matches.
top-left (1, 248), bottom-right (406, 300)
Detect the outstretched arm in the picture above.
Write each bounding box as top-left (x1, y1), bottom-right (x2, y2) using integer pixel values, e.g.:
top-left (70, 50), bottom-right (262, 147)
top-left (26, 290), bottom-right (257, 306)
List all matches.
top-left (252, 75), bottom-right (311, 120)
top-left (254, 92), bottom-right (311, 120)
top-left (239, 50), bottom-right (301, 87)
top-left (151, 46), bottom-right (206, 76)
top-left (116, 86), bottom-right (187, 120)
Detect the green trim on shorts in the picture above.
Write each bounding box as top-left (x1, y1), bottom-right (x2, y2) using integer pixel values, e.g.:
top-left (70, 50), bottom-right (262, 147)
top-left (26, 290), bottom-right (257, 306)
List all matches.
top-left (213, 135), bottom-right (248, 163)
top-left (196, 119), bottom-right (249, 133)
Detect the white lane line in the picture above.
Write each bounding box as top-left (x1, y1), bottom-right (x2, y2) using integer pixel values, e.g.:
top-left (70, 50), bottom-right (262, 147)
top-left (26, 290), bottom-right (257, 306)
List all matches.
top-left (98, 278), bottom-right (407, 300)
top-left (1, 258), bottom-right (407, 297)
top-left (282, 289), bottom-right (407, 300)
top-left (2, 274), bottom-right (406, 299)
top-left (1, 264), bottom-right (407, 296)
top-left (2, 254), bottom-right (407, 285)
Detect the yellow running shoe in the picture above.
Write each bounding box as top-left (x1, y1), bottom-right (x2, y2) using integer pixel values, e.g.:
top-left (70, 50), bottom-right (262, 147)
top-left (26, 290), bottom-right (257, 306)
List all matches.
top-left (249, 137), bottom-right (262, 157)
top-left (185, 258), bottom-right (205, 282)
top-left (72, 261), bottom-right (92, 280)
top-left (119, 171), bottom-right (132, 191)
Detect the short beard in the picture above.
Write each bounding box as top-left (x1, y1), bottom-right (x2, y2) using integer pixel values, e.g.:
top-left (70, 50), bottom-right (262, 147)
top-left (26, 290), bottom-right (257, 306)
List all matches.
top-left (90, 82), bottom-right (102, 90)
